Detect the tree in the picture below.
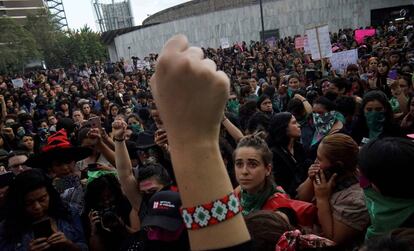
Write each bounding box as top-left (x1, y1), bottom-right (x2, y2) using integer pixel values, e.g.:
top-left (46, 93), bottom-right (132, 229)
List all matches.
top-left (0, 18), bottom-right (40, 74)
top-left (24, 12), bottom-right (108, 69)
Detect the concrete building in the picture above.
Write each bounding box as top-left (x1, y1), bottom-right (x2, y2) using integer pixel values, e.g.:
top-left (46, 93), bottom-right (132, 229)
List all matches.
top-left (107, 0), bottom-right (412, 61)
top-left (0, 0), bottom-right (46, 24)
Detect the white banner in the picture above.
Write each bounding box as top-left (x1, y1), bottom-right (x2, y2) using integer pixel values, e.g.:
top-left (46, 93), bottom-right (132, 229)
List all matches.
top-left (305, 25), bottom-right (332, 60)
top-left (11, 78), bottom-right (24, 88)
top-left (330, 49), bottom-right (358, 72)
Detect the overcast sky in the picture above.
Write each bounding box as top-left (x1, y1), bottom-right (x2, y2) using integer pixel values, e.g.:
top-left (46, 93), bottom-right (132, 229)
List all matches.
top-left (62, 0), bottom-right (191, 31)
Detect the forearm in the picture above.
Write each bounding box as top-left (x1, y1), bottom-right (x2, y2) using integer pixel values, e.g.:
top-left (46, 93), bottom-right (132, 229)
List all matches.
top-left (114, 140), bottom-right (142, 211)
top-left (296, 178), bottom-right (314, 201)
top-left (316, 198), bottom-right (334, 240)
top-left (303, 100), bottom-right (313, 115)
top-left (222, 119), bottom-right (244, 143)
top-left (97, 142), bottom-right (116, 167)
top-left (169, 139), bottom-right (250, 250)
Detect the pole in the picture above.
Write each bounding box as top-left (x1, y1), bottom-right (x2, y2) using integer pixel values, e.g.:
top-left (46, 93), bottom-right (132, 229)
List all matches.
top-left (315, 27), bottom-right (325, 74)
top-left (259, 0), bottom-right (265, 43)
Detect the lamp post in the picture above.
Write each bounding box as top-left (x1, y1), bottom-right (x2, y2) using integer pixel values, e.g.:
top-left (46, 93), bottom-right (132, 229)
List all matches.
top-left (259, 0), bottom-right (265, 42)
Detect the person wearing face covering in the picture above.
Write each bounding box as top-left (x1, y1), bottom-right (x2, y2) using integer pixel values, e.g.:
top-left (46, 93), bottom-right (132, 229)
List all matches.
top-left (308, 97), bottom-right (346, 161)
top-left (351, 91), bottom-right (402, 145)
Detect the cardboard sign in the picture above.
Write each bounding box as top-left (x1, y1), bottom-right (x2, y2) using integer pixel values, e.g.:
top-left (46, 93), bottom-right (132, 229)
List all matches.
top-left (220, 38), bottom-right (230, 49)
top-left (295, 36), bottom-right (304, 49)
top-left (306, 25), bottom-right (332, 60)
top-left (330, 49), bottom-right (358, 72)
top-left (11, 78), bottom-right (24, 88)
top-left (355, 29), bottom-right (376, 44)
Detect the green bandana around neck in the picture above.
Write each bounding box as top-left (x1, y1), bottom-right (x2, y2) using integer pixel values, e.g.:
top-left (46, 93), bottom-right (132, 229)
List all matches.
top-left (240, 181), bottom-right (281, 216)
top-left (364, 187), bottom-right (414, 240)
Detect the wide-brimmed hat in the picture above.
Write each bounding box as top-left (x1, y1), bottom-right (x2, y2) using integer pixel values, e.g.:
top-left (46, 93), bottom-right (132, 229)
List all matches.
top-left (25, 129), bottom-right (92, 169)
top-left (136, 131), bottom-right (156, 150)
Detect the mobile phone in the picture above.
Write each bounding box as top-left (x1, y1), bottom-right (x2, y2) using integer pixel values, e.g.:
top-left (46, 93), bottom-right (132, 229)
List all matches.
top-left (87, 116), bottom-right (101, 128)
top-left (33, 218), bottom-right (53, 238)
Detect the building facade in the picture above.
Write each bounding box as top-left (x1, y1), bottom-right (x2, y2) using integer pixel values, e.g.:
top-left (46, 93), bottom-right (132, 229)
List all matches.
top-left (108, 0), bottom-right (412, 62)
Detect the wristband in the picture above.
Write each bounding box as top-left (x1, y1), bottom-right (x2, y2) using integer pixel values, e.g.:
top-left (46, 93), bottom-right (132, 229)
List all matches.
top-left (180, 191), bottom-right (241, 230)
top-left (113, 137), bottom-right (125, 142)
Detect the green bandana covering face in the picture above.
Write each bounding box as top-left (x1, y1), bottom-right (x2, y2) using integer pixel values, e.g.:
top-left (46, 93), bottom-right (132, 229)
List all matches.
top-left (365, 111), bottom-right (385, 139)
top-left (364, 187), bottom-right (414, 240)
top-left (311, 111), bottom-right (344, 145)
top-left (227, 99), bottom-right (240, 115)
top-left (130, 124), bottom-right (142, 134)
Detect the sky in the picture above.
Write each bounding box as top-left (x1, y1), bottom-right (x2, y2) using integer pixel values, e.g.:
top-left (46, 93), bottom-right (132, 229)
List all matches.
top-left (62, 0), bottom-right (191, 31)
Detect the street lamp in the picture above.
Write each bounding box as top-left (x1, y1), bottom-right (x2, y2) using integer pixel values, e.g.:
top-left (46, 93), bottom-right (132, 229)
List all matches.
top-left (259, 0), bottom-right (265, 42)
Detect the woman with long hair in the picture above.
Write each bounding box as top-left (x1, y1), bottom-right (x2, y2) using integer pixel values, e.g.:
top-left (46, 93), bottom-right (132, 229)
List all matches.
top-left (83, 174), bottom-right (139, 251)
top-left (0, 169), bottom-right (87, 250)
top-left (267, 112), bottom-right (311, 198)
top-left (351, 90), bottom-right (401, 145)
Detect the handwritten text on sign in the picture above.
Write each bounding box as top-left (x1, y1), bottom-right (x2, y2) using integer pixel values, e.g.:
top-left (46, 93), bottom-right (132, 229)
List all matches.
top-left (330, 49), bottom-right (358, 72)
top-left (306, 25), bottom-right (332, 60)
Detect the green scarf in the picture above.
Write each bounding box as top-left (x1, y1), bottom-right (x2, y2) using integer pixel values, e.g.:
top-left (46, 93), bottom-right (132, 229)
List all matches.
top-left (87, 170), bottom-right (118, 184)
top-left (241, 182), bottom-right (279, 216)
top-left (365, 111), bottom-right (385, 140)
top-left (364, 187), bottom-right (414, 240)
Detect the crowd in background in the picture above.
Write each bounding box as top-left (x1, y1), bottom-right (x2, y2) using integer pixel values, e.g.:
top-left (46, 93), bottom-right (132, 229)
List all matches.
top-left (0, 18), bottom-right (412, 251)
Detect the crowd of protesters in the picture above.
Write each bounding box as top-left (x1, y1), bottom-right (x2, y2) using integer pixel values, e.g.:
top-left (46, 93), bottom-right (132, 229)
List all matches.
top-left (0, 17), bottom-right (412, 251)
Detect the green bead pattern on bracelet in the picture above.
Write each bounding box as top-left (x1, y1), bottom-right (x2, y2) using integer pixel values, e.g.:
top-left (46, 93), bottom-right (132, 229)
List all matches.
top-left (180, 192), bottom-right (241, 230)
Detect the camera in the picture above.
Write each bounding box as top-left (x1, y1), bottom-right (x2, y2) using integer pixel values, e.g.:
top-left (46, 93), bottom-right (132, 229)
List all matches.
top-left (98, 207), bottom-right (119, 230)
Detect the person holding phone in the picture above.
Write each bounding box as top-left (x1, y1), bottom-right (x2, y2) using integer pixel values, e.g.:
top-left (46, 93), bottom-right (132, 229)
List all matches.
top-left (0, 169), bottom-right (87, 251)
top-left (297, 134), bottom-right (370, 247)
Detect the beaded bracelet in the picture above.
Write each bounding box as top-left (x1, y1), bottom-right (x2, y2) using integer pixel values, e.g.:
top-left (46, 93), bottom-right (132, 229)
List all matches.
top-left (113, 137), bottom-right (125, 142)
top-left (180, 191), bottom-right (241, 230)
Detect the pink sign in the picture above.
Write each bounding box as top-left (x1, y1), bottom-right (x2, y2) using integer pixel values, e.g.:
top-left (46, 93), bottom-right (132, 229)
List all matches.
top-left (355, 29), bottom-right (376, 44)
top-left (295, 36), bottom-right (304, 49)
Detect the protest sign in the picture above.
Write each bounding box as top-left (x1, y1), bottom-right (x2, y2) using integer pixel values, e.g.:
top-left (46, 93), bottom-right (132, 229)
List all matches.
top-left (220, 38), bottom-right (230, 49)
top-left (306, 25), bottom-right (332, 60)
top-left (295, 36), bottom-right (304, 49)
top-left (330, 49), bottom-right (358, 73)
top-left (266, 37), bottom-right (276, 48)
top-left (355, 29), bottom-right (376, 44)
top-left (11, 78), bottom-right (24, 88)
top-left (303, 35), bottom-right (311, 54)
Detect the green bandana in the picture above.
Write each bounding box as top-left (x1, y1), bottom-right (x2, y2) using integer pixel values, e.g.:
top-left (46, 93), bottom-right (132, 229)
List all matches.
top-left (87, 170), bottom-right (118, 184)
top-left (130, 124), bottom-right (142, 134)
top-left (311, 111), bottom-right (344, 145)
top-left (240, 182), bottom-right (281, 215)
top-left (364, 187), bottom-right (414, 240)
top-left (227, 99), bottom-right (240, 116)
top-left (365, 111), bottom-right (385, 140)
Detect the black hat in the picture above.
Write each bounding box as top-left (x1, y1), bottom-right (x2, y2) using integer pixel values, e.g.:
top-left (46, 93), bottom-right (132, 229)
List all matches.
top-left (136, 131), bottom-right (156, 149)
top-left (142, 191), bottom-right (183, 231)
